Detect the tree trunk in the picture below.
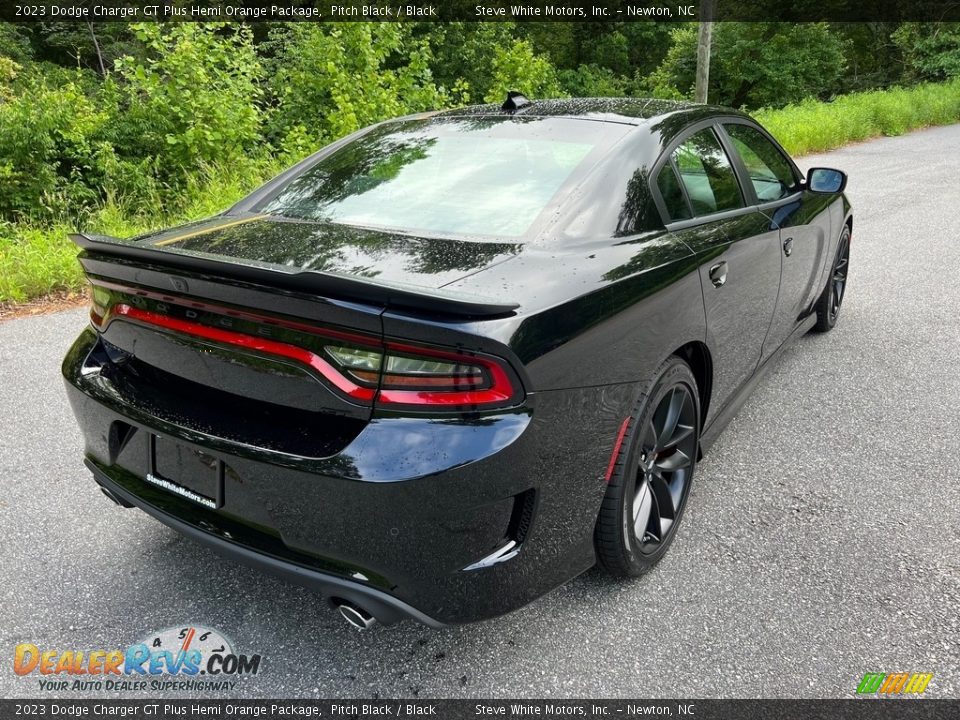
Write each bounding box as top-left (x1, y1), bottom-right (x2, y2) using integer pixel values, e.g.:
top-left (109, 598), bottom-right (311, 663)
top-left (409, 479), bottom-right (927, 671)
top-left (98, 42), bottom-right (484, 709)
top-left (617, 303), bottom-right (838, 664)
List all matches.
top-left (88, 23), bottom-right (106, 77)
top-left (695, 2), bottom-right (715, 104)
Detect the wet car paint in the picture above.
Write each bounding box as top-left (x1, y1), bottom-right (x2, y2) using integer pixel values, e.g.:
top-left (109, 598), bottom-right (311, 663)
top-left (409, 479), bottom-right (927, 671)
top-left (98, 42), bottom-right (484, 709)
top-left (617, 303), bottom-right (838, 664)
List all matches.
top-left (63, 98), bottom-right (852, 624)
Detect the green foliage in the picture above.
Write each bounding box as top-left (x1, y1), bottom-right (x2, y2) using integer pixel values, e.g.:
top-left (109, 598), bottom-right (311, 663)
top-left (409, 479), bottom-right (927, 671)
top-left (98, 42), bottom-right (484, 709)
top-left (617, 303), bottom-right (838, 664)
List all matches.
top-left (111, 24), bottom-right (264, 176)
top-left (0, 222), bottom-right (86, 302)
top-left (0, 158), bottom-right (276, 303)
top-left (268, 24), bottom-right (444, 150)
top-left (424, 22), bottom-right (517, 105)
top-left (755, 79), bottom-right (960, 155)
top-left (483, 39), bottom-right (565, 103)
top-left (0, 56), bottom-right (18, 99)
top-left (0, 23), bottom-right (33, 63)
top-left (558, 64), bottom-right (627, 97)
top-left (832, 23), bottom-right (904, 93)
top-left (0, 65), bottom-right (113, 222)
top-left (892, 23), bottom-right (960, 82)
top-left (651, 23), bottom-right (847, 108)
top-left (519, 22), bottom-right (675, 81)
top-left (31, 22), bottom-right (144, 75)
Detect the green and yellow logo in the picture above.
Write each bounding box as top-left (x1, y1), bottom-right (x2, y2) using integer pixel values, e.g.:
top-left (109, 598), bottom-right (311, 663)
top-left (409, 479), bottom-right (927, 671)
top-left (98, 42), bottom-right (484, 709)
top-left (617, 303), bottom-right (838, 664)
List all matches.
top-left (856, 672), bottom-right (933, 695)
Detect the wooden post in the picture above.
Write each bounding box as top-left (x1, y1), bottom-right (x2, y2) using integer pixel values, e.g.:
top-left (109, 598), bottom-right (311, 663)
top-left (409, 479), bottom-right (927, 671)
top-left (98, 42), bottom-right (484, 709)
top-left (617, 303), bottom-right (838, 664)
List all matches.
top-left (695, 1), bottom-right (715, 104)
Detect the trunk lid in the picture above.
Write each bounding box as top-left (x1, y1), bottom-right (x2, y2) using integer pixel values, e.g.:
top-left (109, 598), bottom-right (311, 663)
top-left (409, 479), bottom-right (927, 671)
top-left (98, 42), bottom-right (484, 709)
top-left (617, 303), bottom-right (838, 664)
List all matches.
top-left (71, 217), bottom-right (522, 459)
top-left (138, 214), bottom-right (523, 293)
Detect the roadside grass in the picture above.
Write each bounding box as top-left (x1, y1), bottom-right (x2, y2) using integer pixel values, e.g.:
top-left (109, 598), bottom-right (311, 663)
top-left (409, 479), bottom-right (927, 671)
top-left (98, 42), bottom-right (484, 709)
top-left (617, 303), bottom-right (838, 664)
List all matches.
top-left (755, 78), bottom-right (960, 155)
top-left (0, 159), bottom-right (279, 303)
top-left (2, 78), bottom-right (960, 305)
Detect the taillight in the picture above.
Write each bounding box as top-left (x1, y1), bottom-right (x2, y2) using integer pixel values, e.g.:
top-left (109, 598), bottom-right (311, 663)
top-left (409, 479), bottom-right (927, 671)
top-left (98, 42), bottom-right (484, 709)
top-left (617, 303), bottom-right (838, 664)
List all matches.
top-left (324, 341), bottom-right (517, 407)
top-left (89, 282), bottom-right (520, 410)
top-left (88, 284), bottom-right (110, 326)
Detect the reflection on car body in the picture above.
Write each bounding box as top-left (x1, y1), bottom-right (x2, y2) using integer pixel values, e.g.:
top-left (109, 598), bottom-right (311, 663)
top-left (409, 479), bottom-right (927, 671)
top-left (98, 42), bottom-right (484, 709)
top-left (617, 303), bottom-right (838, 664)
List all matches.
top-left (64, 95), bottom-right (852, 627)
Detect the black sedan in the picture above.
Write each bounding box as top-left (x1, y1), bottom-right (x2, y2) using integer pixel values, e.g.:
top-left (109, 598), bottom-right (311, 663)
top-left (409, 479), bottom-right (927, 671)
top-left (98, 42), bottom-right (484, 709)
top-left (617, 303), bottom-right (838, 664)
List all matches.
top-left (63, 95), bottom-right (852, 628)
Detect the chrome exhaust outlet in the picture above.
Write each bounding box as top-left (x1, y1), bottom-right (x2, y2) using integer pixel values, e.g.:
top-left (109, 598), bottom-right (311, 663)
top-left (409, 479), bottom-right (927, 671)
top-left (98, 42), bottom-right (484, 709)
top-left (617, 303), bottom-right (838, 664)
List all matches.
top-left (99, 485), bottom-right (133, 508)
top-left (336, 601), bottom-right (377, 630)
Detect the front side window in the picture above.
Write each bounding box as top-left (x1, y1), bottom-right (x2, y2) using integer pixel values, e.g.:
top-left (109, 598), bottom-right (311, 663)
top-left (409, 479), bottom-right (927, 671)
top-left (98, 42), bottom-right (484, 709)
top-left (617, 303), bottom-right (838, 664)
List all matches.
top-left (672, 128), bottom-right (744, 216)
top-left (725, 123), bottom-right (798, 202)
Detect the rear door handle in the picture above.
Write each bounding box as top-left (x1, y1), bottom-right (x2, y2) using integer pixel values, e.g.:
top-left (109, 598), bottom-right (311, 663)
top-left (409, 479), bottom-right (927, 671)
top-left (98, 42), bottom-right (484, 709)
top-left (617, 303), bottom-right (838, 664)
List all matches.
top-left (783, 236), bottom-right (794, 256)
top-left (709, 261), bottom-right (728, 288)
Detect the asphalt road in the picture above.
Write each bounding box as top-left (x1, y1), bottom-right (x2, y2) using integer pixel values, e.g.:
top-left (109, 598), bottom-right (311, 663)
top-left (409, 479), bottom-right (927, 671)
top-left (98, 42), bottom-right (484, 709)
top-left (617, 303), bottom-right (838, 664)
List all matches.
top-left (2, 125), bottom-right (959, 701)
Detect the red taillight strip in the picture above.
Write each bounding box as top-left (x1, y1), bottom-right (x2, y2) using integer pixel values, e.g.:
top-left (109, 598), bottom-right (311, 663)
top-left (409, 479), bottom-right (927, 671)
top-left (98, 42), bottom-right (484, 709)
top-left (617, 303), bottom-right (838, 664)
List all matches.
top-left (376, 340), bottom-right (515, 406)
top-left (604, 417), bottom-right (632, 483)
top-left (91, 280), bottom-right (521, 409)
top-left (101, 304), bottom-right (376, 402)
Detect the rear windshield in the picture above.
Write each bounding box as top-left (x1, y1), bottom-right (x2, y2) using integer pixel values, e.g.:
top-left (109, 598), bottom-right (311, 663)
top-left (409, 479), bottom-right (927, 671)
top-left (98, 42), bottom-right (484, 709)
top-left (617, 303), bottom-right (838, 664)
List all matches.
top-left (258, 117), bottom-right (625, 239)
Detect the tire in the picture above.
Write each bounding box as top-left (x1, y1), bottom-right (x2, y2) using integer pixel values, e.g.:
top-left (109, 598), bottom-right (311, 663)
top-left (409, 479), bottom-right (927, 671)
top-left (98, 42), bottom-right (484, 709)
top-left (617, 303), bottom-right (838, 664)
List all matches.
top-left (594, 356), bottom-right (700, 578)
top-left (813, 225), bottom-right (851, 333)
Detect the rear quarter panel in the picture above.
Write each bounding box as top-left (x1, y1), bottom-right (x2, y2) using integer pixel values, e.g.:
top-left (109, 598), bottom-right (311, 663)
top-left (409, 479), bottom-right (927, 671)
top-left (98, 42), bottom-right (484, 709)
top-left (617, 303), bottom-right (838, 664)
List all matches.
top-left (380, 231), bottom-right (707, 586)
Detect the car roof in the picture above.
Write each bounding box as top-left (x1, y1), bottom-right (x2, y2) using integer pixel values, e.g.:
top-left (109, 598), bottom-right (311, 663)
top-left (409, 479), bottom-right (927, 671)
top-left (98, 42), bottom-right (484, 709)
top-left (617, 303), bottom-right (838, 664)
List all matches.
top-left (435, 96), bottom-right (746, 127)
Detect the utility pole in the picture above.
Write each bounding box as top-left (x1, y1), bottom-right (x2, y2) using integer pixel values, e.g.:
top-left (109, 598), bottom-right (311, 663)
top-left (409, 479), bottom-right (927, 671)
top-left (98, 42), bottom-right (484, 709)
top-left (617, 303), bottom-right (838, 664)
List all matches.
top-left (695, 1), bottom-right (715, 104)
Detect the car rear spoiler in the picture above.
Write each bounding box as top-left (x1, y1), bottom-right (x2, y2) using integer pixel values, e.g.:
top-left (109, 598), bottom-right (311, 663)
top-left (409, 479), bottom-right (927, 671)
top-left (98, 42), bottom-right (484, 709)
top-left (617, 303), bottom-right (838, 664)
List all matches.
top-left (70, 232), bottom-right (519, 319)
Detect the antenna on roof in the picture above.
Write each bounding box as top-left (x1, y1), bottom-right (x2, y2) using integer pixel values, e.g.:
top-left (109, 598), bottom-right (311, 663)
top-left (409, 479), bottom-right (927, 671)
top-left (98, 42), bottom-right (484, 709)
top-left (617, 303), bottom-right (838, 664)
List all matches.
top-left (501, 91), bottom-right (532, 114)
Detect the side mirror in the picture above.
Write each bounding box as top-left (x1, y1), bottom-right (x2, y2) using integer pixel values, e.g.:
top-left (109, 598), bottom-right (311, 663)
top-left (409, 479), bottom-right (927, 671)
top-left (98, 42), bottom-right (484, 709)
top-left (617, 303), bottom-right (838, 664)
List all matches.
top-left (806, 167), bottom-right (847, 194)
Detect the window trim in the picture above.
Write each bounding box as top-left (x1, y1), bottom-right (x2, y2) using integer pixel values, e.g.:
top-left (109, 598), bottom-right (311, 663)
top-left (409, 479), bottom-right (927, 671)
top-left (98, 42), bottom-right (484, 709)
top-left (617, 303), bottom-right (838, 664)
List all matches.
top-left (650, 115), bottom-right (804, 232)
top-left (650, 117), bottom-right (750, 227)
top-left (676, 125), bottom-right (748, 216)
top-left (716, 120), bottom-right (802, 206)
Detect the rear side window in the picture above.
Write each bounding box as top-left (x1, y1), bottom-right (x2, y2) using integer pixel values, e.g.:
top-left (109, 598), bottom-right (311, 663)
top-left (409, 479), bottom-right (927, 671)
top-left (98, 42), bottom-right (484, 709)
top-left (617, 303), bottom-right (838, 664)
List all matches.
top-left (656, 164), bottom-right (692, 221)
top-left (672, 128), bottom-right (744, 216)
top-left (725, 123), bottom-right (798, 201)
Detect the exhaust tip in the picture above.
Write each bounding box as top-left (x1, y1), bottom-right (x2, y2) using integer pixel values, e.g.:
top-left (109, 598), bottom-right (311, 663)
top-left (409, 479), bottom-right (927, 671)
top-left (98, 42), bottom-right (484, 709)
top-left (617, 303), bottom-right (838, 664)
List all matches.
top-left (335, 600), bottom-right (377, 631)
top-left (99, 486), bottom-right (133, 508)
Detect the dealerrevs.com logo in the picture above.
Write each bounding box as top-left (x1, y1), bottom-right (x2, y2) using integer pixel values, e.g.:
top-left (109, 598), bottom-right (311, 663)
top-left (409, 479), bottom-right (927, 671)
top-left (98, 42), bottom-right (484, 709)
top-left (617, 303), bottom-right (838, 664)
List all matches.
top-left (856, 672), bottom-right (933, 696)
top-left (14, 626), bottom-right (262, 693)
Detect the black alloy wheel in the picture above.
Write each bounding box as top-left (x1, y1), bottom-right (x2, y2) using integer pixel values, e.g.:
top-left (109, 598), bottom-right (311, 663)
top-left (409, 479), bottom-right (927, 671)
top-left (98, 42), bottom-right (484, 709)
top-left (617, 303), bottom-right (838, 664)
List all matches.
top-left (829, 235), bottom-right (850, 322)
top-left (595, 356), bottom-right (700, 577)
top-left (814, 225), bottom-right (851, 332)
top-left (632, 383), bottom-right (698, 554)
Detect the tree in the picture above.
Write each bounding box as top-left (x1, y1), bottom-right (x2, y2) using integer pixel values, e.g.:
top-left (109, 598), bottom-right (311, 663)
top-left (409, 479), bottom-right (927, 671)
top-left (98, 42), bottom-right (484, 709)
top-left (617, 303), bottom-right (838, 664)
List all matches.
top-left (483, 39), bottom-right (565, 102)
top-left (267, 24), bottom-right (444, 153)
top-left (892, 23), bottom-right (960, 82)
top-left (650, 22), bottom-right (848, 108)
top-left (111, 23), bottom-right (264, 174)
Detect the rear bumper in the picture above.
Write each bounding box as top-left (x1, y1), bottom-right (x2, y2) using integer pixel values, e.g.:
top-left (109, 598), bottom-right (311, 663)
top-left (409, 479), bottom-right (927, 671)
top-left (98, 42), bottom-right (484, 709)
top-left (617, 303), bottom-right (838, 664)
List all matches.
top-left (88, 461), bottom-right (446, 627)
top-left (64, 328), bottom-right (639, 625)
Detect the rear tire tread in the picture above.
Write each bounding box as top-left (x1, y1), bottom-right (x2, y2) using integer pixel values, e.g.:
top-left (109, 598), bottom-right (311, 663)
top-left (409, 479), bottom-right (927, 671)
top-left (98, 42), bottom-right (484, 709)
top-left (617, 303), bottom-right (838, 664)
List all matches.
top-left (594, 356), bottom-right (699, 578)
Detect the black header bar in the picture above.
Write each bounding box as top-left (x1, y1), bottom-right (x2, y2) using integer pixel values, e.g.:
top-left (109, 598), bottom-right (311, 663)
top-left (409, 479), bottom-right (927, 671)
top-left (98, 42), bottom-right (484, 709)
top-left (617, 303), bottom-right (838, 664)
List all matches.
top-left (2, 0), bottom-right (960, 23)
top-left (0, 699), bottom-right (956, 719)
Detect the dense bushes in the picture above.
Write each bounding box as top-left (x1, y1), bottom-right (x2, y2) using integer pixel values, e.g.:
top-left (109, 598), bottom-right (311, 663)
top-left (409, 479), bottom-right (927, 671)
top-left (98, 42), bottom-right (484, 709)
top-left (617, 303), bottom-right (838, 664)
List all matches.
top-left (111, 24), bottom-right (264, 180)
top-left (648, 23), bottom-right (848, 107)
top-left (267, 24), bottom-right (444, 150)
top-left (0, 62), bottom-right (111, 221)
top-left (0, 24), bottom-right (268, 224)
top-left (1, 21), bottom-right (959, 303)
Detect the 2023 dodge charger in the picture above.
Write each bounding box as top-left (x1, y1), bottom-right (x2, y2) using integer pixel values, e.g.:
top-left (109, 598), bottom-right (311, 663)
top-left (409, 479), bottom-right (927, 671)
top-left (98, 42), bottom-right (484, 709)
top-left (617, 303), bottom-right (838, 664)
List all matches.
top-left (63, 96), bottom-right (852, 628)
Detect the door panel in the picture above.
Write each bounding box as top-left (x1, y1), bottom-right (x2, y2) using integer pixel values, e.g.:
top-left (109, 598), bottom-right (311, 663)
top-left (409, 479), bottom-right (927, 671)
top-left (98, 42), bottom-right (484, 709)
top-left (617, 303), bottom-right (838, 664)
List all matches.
top-left (760, 193), bottom-right (833, 359)
top-left (718, 121), bottom-right (832, 362)
top-left (673, 211), bottom-right (782, 425)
